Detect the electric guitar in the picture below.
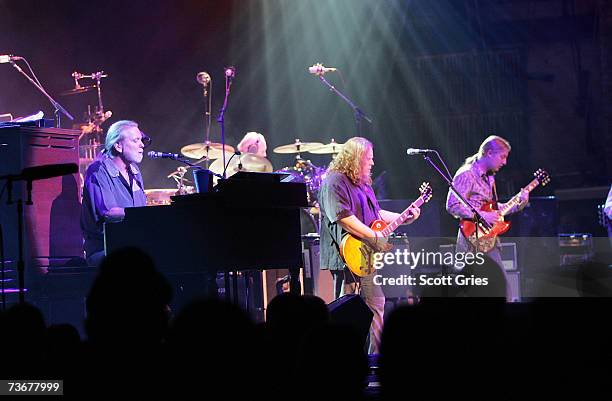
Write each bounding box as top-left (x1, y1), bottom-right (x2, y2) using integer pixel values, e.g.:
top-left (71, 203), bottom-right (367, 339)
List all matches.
top-left (340, 182), bottom-right (433, 277)
top-left (460, 169), bottom-right (550, 252)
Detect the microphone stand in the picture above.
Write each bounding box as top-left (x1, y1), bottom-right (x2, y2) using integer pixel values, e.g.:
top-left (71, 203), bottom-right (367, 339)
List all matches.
top-left (162, 157), bottom-right (223, 179)
top-left (419, 152), bottom-right (491, 249)
top-left (9, 60), bottom-right (74, 128)
top-left (0, 218), bottom-right (5, 310)
top-left (316, 74), bottom-right (372, 136)
top-left (0, 175), bottom-right (35, 304)
top-left (217, 70), bottom-right (234, 179)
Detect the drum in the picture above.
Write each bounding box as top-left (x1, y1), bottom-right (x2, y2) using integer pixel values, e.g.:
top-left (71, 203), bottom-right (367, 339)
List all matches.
top-left (277, 160), bottom-right (326, 206)
top-left (144, 188), bottom-right (177, 206)
top-left (300, 208), bottom-right (319, 235)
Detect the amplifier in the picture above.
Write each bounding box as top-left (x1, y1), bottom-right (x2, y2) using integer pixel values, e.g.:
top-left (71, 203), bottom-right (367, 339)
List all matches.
top-left (439, 242), bottom-right (518, 271)
top-left (559, 233), bottom-right (594, 266)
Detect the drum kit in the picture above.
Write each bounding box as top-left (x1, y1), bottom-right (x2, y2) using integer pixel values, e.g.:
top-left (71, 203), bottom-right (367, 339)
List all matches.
top-left (148, 137), bottom-right (344, 234)
top-left (59, 67), bottom-right (342, 234)
top-left (273, 138), bottom-right (344, 235)
top-left (60, 70), bottom-right (116, 188)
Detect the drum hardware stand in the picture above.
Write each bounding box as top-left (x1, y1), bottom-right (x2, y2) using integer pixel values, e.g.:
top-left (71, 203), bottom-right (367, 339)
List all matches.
top-left (72, 71), bottom-right (112, 137)
top-left (8, 58), bottom-right (74, 127)
top-left (169, 167), bottom-right (190, 194)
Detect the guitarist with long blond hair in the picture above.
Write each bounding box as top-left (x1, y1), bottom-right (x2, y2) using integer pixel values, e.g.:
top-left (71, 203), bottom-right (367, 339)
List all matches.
top-left (446, 135), bottom-right (529, 299)
top-left (319, 137), bottom-right (421, 354)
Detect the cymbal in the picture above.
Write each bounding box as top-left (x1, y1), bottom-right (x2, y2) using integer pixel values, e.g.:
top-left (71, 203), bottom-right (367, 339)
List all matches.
top-left (60, 85), bottom-right (96, 96)
top-left (209, 153), bottom-right (273, 177)
top-left (309, 139), bottom-right (345, 154)
top-left (144, 188), bottom-right (177, 206)
top-left (273, 140), bottom-right (324, 154)
top-left (180, 142), bottom-right (235, 160)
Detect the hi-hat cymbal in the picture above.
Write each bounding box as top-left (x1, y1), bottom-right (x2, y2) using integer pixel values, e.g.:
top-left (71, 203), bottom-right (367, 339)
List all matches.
top-left (309, 139), bottom-right (345, 154)
top-left (209, 153), bottom-right (273, 177)
top-left (180, 142), bottom-right (235, 160)
top-left (60, 85), bottom-right (96, 96)
top-left (273, 139), bottom-right (324, 154)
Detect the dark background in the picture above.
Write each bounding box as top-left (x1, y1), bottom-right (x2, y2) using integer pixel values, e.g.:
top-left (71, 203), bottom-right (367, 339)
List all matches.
top-left (1, 0), bottom-right (611, 235)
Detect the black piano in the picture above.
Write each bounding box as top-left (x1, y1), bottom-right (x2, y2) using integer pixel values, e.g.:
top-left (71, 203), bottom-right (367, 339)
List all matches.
top-left (104, 172), bottom-right (308, 299)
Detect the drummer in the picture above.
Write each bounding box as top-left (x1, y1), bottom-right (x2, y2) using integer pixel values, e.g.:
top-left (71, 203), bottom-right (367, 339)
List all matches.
top-left (237, 131), bottom-right (268, 158)
top-left (80, 120), bottom-right (147, 267)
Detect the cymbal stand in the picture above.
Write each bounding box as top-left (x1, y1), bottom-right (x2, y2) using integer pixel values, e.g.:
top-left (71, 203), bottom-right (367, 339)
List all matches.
top-left (169, 167), bottom-right (188, 194)
top-left (73, 71), bottom-right (111, 129)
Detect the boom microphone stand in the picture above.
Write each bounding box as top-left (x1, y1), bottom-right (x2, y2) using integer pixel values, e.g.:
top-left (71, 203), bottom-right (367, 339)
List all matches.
top-left (416, 150), bottom-right (491, 245)
top-left (8, 58), bottom-right (74, 127)
top-left (315, 74), bottom-right (372, 136)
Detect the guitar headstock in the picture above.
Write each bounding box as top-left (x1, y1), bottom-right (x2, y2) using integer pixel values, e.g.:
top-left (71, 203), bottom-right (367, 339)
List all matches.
top-left (534, 169), bottom-right (551, 186)
top-left (419, 182), bottom-right (433, 203)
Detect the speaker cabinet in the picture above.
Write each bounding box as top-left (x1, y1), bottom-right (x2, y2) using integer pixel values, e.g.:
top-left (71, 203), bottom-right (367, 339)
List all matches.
top-left (506, 271), bottom-right (521, 302)
top-left (328, 294), bottom-right (373, 346)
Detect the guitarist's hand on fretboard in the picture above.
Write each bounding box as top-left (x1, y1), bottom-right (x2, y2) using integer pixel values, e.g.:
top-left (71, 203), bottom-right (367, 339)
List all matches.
top-left (407, 205), bottom-right (421, 223)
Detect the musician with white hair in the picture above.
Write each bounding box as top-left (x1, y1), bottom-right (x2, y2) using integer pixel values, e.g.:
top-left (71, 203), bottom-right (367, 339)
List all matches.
top-left (80, 120), bottom-right (147, 266)
top-left (237, 131), bottom-right (268, 158)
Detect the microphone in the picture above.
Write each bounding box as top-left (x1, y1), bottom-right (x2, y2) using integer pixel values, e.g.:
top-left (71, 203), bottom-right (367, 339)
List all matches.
top-left (406, 148), bottom-right (435, 155)
top-left (308, 63), bottom-right (337, 75)
top-left (224, 66), bottom-right (236, 78)
top-left (196, 71), bottom-right (211, 85)
top-left (222, 151), bottom-right (241, 178)
top-left (147, 151), bottom-right (181, 160)
top-left (0, 55), bottom-right (22, 64)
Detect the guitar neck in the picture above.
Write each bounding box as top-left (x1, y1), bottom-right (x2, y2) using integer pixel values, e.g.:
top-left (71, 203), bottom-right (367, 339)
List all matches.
top-left (381, 196), bottom-right (426, 236)
top-left (499, 177), bottom-right (540, 217)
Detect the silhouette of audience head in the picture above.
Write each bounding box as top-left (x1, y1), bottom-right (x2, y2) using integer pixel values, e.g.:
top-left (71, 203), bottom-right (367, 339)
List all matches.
top-left (85, 247), bottom-right (172, 348)
top-left (2, 303), bottom-right (47, 375)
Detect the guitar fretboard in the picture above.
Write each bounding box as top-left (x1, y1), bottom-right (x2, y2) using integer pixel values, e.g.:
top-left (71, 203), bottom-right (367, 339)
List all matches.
top-left (381, 196), bottom-right (427, 236)
top-left (499, 177), bottom-right (540, 217)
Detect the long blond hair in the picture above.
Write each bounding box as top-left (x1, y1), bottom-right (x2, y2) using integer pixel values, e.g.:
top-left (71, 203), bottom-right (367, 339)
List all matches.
top-left (328, 137), bottom-right (373, 185)
top-left (464, 135), bottom-right (511, 166)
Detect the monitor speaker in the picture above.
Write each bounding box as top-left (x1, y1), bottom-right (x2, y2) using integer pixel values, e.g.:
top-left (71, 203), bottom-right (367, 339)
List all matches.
top-left (328, 294), bottom-right (373, 346)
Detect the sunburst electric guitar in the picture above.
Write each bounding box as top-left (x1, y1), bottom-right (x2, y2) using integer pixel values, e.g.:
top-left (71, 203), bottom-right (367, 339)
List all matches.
top-left (460, 169), bottom-right (550, 252)
top-left (340, 183), bottom-right (433, 277)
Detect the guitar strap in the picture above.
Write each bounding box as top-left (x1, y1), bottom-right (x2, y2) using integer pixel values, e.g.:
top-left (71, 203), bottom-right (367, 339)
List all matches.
top-left (484, 173), bottom-right (498, 207)
top-left (492, 178), bottom-right (499, 205)
top-left (362, 185), bottom-right (381, 222)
